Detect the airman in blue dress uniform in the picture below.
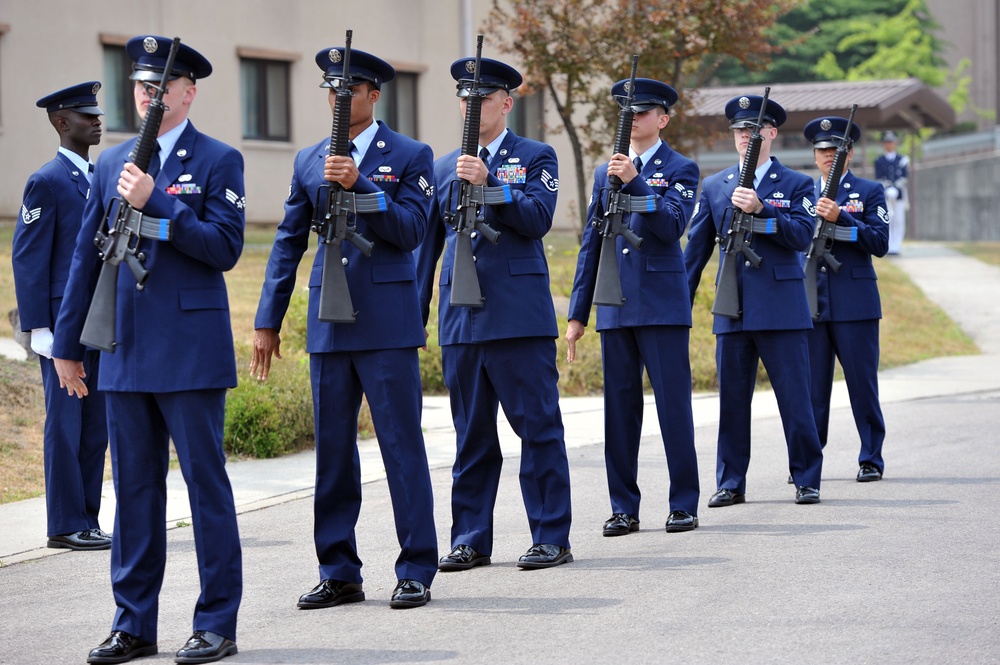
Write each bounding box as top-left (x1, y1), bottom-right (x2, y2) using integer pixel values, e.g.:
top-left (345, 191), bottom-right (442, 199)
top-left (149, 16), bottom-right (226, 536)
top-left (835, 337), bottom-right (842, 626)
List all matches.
top-left (12, 81), bottom-right (110, 552)
top-left (415, 57), bottom-right (573, 571)
top-left (566, 78), bottom-right (701, 536)
top-left (52, 36), bottom-right (244, 664)
top-left (252, 44), bottom-right (438, 610)
top-left (803, 116), bottom-right (889, 482)
top-left (683, 94), bottom-right (825, 507)
top-left (874, 130), bottom-right (908, 255)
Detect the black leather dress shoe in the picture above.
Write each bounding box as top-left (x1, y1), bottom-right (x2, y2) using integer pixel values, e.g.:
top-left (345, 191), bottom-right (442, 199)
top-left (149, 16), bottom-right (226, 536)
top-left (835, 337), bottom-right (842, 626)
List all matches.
top-left (665, 510), bottom-right (699, 532)
top-left (174, 630), bottom-right (237, 664)
top-left (602, 513), bottom-right (639, 537)
top-left (857, 463), bottom-right (883, 482)
top-left (795, 486), bottom-right (821, 504)
top-left (438, 544), bottom-right (491, 571)
top-left (297, 579), bottom-right (365, 609)
top-left (49, 528), bottom-right (112, 551)
top-left (707, 488), bottom-right (746, 508)
top-left (87, 631), bottom-right (157, 664)
top-left (516, 543), bottom-right (573, 569)
top-left (390, 579), bottom-right (430, 608)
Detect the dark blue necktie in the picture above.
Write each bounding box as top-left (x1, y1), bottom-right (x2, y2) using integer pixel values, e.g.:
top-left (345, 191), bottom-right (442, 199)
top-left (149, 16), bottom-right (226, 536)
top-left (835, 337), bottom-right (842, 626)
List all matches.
top-left (479, 147), bottom-right (491, 169)
top-left (633, 156), bottom-right (642, 173)
top-left (146, 141), bottom-right (161, 179)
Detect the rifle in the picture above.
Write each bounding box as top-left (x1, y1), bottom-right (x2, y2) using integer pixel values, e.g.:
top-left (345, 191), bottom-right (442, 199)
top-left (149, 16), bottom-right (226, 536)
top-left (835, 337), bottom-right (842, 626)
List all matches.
top-left (592, 55), bottom-right (655, 307)
top-left (442, 35), bottom-right (512, 307)
top-left (804, 104), bottom-right (860, 320)
top-left (310, 29), bottom-right (384, 323)
top-left (80, 37), bottom-right (180, 352)
top-left (712, 86), bottom-right (777, 320)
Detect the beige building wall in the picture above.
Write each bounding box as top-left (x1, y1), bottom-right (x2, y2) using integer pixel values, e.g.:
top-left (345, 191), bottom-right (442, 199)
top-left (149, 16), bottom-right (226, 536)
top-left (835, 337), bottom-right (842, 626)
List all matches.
top-left (925, 0), bottom-right (998, 131)
top-left (0, 0), bottom-right (580, 228)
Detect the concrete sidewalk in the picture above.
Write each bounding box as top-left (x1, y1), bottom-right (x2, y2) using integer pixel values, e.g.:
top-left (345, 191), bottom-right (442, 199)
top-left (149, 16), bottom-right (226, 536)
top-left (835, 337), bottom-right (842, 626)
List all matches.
top-left (2, 242), bottom-right (998, 567)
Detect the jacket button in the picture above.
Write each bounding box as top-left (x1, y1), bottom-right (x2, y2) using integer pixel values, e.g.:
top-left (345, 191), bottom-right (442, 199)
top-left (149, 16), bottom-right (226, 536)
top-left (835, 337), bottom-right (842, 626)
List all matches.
top-left (622, 248), bottom-right (630, 255)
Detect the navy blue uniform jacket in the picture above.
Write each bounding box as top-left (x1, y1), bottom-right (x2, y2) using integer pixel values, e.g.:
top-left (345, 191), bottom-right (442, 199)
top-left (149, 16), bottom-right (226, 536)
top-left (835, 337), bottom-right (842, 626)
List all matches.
top-left (415, 131), bottom-right (559, 343)
top-left (13, 152), bottom-right (92, 331)
top-left (809, 171), bottom-right (890, 322)
top-left (52, 122), bottom-right (245, 391)
top-left (255, 121), bottom-right (431, 352)
top-left (568, 141), bottom-right (698, 328)
top-left (684, 157), bottom-right (816, 333)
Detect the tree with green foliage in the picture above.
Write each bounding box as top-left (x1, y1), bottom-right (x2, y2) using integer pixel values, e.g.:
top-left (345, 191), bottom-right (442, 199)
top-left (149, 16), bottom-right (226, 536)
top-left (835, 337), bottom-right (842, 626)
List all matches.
top-left (483, 0), bottom-right (794, 237)
top-left (813, 0), bottom-right (946, 82)
top-left (712, 0), bottom-right (946, 85)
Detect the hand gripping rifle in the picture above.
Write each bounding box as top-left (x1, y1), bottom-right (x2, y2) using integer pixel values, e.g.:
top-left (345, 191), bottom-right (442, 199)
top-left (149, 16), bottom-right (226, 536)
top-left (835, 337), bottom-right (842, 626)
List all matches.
top-left (311, 30), bottom-right (385, 323)
top-left (80, 37), bottom-right (180, 352)
top-left (712, 86), bottom-right (778, 320)
top-left (442, 35), bottom-right (512, 308)
top-left (804, 104), bottom-right (860, 320)
top-left (592, 55), bottom-right (655, 307)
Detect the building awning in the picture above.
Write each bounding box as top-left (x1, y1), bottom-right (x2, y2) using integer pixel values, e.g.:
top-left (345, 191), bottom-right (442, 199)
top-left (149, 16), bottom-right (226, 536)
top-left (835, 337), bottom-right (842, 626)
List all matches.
top-left (686, 78), bottom-right (956, 134)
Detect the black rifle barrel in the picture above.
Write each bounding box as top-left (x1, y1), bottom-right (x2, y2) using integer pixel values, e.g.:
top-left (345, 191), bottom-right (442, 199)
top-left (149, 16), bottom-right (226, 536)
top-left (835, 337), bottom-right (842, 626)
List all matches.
top-left (80, 37), bottom-right (182, 352)
top-left (450, 34), bottom-right (500, 308)
top-left (820, 103), bottom-right (859, 201)
top-left (592, 54), bottom-right (644, 308)
top-left (736, 86), bottom-right (770, 190)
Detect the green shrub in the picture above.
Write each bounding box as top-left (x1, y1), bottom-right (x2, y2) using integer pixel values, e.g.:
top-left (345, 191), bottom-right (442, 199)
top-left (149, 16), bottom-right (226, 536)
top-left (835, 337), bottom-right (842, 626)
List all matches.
top-left (225, 342), bottom-right (314, 458)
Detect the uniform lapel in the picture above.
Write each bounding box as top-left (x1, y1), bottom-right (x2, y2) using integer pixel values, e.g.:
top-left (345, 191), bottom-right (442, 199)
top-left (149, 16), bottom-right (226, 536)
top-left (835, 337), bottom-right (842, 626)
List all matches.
top-left (56, 152), bottom-right (92, 200)
top-left (357, 121), bottom-right (389, 177)
top-left (491, 131), bottom-right (518, 174)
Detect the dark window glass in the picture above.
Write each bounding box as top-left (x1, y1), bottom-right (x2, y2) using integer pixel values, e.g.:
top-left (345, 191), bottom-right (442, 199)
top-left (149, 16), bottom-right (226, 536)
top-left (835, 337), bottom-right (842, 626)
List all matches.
top-left (509, 91), bottom-right (545, 142)
top-left (102, 45), bottom-right (140, 133)
top-left (241, 58), bottom-right (291, 141)
top-left (375, 72), bottom-right (418, 139)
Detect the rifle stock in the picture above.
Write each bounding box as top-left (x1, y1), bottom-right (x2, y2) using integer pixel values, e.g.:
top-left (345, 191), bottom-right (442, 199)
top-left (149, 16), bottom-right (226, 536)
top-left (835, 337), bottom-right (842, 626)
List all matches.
top-left (80, 37), bottom-right (181, 352)
top-left (592, 55), bottom-right (650, 308)
top-left (804, 104), bottom-right (859, 319)
top-left (711, 86), bottom-right (772, 320)
top-left (312, 29), bottom-right (381, 323)
top-left (445, 35), bottom-right (509, 308)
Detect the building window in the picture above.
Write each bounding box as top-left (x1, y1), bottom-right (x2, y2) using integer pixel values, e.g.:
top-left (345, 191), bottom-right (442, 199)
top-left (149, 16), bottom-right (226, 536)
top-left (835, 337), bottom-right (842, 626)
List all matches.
top-left (376, 72), bottom-right (418, 139)
top-left (102, 44), bottom-right (140, 133)
top-left (509, 91), bottom-right (545, 142)
top-left (241, 58), bottom-right (290, 141)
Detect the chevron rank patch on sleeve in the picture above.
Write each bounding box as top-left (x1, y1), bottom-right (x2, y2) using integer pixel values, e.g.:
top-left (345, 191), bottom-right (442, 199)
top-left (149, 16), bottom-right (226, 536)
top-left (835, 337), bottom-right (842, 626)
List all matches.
top-left (21, 204), bottom-right (42, 225)
top-left (225, 189), bottom-right (246, 210)
top-left (541, 169), bottom-right (559, 192)
top-left (418, 175), bottom-right (434, 199)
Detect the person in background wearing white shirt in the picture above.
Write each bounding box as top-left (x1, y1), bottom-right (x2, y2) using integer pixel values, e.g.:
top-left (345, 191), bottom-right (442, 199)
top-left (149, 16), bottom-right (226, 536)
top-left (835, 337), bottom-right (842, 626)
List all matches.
top-left (874, 130), bottom-right (909, 255)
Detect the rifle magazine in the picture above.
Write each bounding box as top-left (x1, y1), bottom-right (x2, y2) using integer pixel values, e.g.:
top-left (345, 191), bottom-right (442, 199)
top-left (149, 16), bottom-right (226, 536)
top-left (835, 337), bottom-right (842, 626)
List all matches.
top-left (137, 215), bottom-right (173, 241)
top-left (621, 194), bottom-right (657, 214)
top-left (750, 217), bottom-right (777, 234)
top-left (353, 191), bottom-right (388, 214)
top-left (481, 185), bottom-right (513, 206)
top-left (833, 227), bottom-right (859, 242)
